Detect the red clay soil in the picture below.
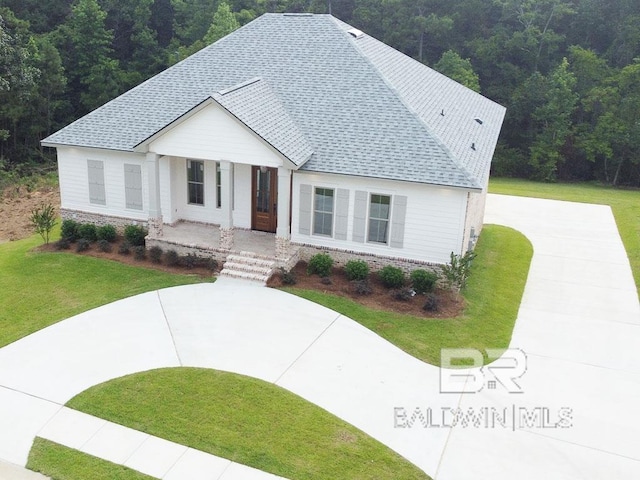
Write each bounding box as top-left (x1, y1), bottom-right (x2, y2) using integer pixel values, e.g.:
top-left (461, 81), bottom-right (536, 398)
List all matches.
top-left (0, 185), bottom-right (60, 242)
top-left (268, 262), bottom-right (464, 318)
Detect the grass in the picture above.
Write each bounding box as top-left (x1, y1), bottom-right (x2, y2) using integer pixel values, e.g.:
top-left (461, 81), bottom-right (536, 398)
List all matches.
top-left (0, 228), bottom-right (208, 348)
top-left (489, 177), bottom-right (640, 297)
top-left (34, 367), bottom-right (430, 480)
top-left (28, 438), bottom-right (155, 480)
top-left (286, 225), bottom-right (532, 366)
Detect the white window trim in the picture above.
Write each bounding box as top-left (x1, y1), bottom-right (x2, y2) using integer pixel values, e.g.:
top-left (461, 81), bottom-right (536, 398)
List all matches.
top-left (313, 186), bottom-right (335, 237)
top-left (366, 192), bottom-right (392, 245)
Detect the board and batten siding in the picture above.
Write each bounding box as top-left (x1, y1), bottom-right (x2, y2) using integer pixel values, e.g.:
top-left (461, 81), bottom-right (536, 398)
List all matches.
top-left (291, 172), bottom-right (469, 265)
top-left (148, 103), bottom-right (285, 168)
top-left (57, 146), bottom-right (148, 221)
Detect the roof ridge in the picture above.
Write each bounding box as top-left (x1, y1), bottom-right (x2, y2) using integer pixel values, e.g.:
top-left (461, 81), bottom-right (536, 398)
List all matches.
top-left (330, 17), bottom-right (480, 189)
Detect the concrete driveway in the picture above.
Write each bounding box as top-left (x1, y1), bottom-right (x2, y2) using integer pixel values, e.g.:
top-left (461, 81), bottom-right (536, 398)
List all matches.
top-left (0, 194), bottom-right (638, 479)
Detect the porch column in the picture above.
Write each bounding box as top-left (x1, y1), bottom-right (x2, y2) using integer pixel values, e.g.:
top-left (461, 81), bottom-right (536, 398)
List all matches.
top-left (219, 160), bottom-right (234, 250)
top-left (275, 166), bottom-right (291, 261)
top-left (146, 152), bottom-right (163, 237)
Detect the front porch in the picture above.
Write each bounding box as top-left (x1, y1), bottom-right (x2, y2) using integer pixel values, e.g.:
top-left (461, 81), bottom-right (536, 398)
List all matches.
top-left (146, 221), bottom-right (300, 272)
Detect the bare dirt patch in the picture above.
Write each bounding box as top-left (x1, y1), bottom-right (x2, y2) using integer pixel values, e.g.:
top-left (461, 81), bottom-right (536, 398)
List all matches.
top-left (268, 262), bottom-right (464, 318)
top-left (0, 185), bottom-right (60, 241)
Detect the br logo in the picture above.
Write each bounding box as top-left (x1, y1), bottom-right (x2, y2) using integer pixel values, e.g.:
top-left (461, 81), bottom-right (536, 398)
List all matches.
top-left (439, 348), bottom-right (527, 394)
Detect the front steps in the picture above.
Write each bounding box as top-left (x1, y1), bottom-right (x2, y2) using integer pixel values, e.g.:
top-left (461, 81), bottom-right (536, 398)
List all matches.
top-left (219, 252), bottom-right (276, 284)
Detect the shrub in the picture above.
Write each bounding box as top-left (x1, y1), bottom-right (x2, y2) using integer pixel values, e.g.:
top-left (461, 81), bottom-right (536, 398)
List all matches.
top-left (392, 287), bottom-right (414, 301)
top-left (410, 269), bottom-right (438, 294)
top-left (165, 249), bottom-right (179, 267)
top-left (307, 253), bottom-right (333, 277)
top-left (133, 246), bottom-right (146, 261)
top-left (30, 203), bottom-right (57, 244)
top-left (351, 279), bottom-right (372, 295)
top-left (97, 239), bottom-right (112, 253)
top-left (423, 293), bottom-right (439, 312)
top-left (279, 267), bottom-right (297, 285)
top-left (378, 265), bottom-right (405, 289)
top-left (344, 260), bottom-right (369, 281)
top-left (180, 253), bottom-right (198, 269)
top-left (124, 224), bottom-right (147, 247)
top-left (149, 246), bottom-right (163, 264)
top-left (60, 219), bottom-right (79, 242)
top-left (77, 223), bottom-right (98, 242)
top-left (320, 276), bottom-right (332, 285)
top-left (75, 239), bottom-right (91, 252)
top-left (201, 257), bottom-right (218, 272)
top-left (118, 241), bottom-right (131, 255)
top-left (55, 238), bottom-right (70, 250)
top-left (96, 224), bottom-right (117, 242)
top-left (442, 251), bottom-right (477, 292)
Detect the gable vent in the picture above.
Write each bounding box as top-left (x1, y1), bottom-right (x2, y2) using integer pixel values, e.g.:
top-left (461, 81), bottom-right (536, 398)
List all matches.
top-left (347, 28), bottom-right (364, 39)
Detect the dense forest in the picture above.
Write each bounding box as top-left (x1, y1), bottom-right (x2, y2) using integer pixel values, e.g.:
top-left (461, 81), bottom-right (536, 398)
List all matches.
top-left (1, 0), bottom-right (639, 186)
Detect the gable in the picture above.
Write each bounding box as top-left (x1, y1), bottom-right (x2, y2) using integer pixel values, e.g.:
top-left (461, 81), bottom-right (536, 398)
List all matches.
top-left (148, 102), bottom-right (286, 167)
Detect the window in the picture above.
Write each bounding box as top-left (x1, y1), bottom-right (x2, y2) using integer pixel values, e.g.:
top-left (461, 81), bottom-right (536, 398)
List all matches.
top-left (216, 163), bottom-right (221, 208)
top-left (313, 187), bottom-right (334, 236)
top-left (87, 160), bottom-right (106, 205)
top-left (368, 194), bottom-right (390, 244)
top-left (187, 160), bottom-right (204, 205)
top-left (124, 164), bottom-right (142, 210)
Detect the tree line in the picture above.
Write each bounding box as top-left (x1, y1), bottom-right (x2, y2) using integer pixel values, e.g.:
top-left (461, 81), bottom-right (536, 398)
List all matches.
top-left (1, 0), bottom-right (639, 186)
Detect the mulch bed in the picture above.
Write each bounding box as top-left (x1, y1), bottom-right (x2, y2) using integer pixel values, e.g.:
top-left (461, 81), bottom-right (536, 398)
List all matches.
top-left (37, 237), bottom-right (218, 278)
top-left (267, 262), bottom-right (464, 318)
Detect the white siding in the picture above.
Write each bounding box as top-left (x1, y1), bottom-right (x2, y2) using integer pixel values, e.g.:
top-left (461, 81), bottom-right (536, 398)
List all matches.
top-left (149, 103), bottom-right (285, 168)
top-left (291, 172), bottom-right (469, 264)
top-left (57, 147), bottom-right (147, 221)
top-left (233, 163), bottom-right (252, 229)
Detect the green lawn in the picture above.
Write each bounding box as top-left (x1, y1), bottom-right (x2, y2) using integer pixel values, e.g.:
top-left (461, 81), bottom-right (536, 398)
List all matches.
top-left (27, 368), bottom-right (429, 480)
top-left (0, 232), bottom-right (208, 347)
top-left (489, 177), bottom-right (640, 297)
top-left (286, 225), bottom-right (533, 366)
top-left (28, 439), bottom-right (155, 480)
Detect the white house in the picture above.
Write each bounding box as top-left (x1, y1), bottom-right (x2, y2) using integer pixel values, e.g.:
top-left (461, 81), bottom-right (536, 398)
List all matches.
top-left (42, 13), bottom-right (505, 281)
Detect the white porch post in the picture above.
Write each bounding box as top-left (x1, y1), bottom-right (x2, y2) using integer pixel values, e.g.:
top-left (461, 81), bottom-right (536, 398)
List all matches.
top-left (146, 152), bottom-right (163, 237)
top-left (275, 166), bottom-right (291, 260)
top-left (219, 160), bottom-right (234, 250)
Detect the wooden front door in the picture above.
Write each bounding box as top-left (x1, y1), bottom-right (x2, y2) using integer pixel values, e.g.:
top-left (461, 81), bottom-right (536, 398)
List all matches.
top-left (251, 166), bottom-right (278, 232)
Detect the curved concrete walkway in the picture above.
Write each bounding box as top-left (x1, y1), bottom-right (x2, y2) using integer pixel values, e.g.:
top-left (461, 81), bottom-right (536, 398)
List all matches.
top-left (0, 194), bottom-right (638, 479)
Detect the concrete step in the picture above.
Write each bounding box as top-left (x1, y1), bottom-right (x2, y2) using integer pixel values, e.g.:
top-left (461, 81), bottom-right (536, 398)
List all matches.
top-left (223, 261), bottom-right (272, 276)
top-left (226, 254), bottom-right (275, 269)
top-left (219, 268), bottom-right (270, 284)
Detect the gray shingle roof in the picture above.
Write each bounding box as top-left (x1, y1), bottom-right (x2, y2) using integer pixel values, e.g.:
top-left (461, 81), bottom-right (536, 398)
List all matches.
top-left (43, 13), bottom-right (506, 190)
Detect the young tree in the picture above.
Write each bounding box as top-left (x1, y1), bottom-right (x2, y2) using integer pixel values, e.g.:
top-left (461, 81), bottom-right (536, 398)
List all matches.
top-left (30, 203), bottom-right (57, 244)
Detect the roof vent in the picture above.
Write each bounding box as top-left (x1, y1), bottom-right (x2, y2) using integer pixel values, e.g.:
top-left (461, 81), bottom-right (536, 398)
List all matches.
top-left (283, 13), bottom-right (313, 17)
top-left (440, 109), bottom-right (445, 116)
top-left (471, 143), bottom-right (476, 150)
top-left (347, 28), bottom-right (364, 39)
top-left (474, 118), bottom-right (483, 125)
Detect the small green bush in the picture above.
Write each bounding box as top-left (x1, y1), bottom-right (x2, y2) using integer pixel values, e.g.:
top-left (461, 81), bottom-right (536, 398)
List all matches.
top-left (77, 223), bottom-right (98, 242)
top-left (423, 293), bottom-right (439, 312)
top-left (55, 238), bottom-right (70, 250)
top-left (307, 253), bottom-right (333, 277)
top-left (149, 246), bottom-right (163, 264)
top-left (180, 253), bottom-right (198, 269)
top-left (97, 239), bottom-right (112, 253)
top-left (344, 260), bottom-right (370, 281)
top-left (351, 279), bottom-right (372, 295)
top-left (124, 224), bottom-right (147, 247)
top-left (60, 219), bottom-right (79, 241)
top-left (279, 267), bottom-right (296, 285)
top-left (165, 249), bottom-right (179, 266)
top-left (96, 224), bottom-right (117, 242)
top-left (75, 239), bottom-right (91, 252)
top-left (133, 245), bottom-right (146, 261)
top-left (410, 269), bottom-right (438, 294)
top-left (320, 276), bottom-right (332, 285)
top-left (201, 257), bottom-right (218, 272)
top-left (378, 265), bottom-right (405, 289)
top-left (118, 241), bottom-right (131, 255)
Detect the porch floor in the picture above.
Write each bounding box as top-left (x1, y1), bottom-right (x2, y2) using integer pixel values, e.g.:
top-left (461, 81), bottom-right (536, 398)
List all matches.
top-left (157, 221), bottom-right (288, 259)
